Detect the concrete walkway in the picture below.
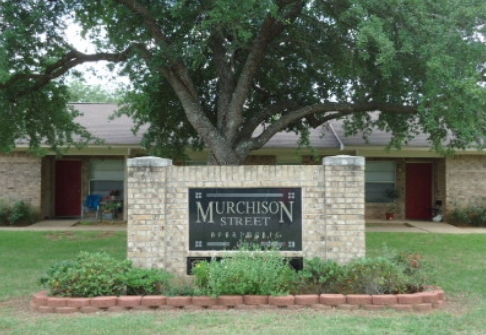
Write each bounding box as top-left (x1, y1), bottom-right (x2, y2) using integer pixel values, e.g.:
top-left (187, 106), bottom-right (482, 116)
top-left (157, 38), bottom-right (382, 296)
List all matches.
top-left (366, 219), bottom-right (486, 234)
top-left (0, 219), bottom-right (126, 231)
top-left (1, 219), bottom-right (486, 233)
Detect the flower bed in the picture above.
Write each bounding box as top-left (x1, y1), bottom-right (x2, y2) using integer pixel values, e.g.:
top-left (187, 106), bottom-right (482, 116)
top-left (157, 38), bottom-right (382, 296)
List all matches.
top-left (31, 287), bottom-right (445, 314)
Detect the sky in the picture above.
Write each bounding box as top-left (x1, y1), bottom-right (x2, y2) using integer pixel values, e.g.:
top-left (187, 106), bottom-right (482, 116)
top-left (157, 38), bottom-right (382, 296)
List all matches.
top-left (64, 24), bottom-right (130, 92)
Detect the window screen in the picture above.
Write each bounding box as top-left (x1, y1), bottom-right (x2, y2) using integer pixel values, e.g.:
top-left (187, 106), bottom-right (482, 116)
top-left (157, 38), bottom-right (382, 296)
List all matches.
top-left (89, 159), bottom-right (124, 198)
top-left (365, 161), bottom-right (396, 203)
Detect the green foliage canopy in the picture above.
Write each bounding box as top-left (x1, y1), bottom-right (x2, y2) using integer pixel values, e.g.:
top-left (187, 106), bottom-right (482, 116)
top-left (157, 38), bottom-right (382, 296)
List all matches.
top-left (67, 80), bottom-right (121, 103)
top-left (1, 0), bottom-right (486, 162)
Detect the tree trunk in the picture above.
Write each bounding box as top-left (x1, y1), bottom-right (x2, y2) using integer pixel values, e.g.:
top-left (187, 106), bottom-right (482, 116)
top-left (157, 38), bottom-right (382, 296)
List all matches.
top-left (207, 147), bottom-right (245, 165)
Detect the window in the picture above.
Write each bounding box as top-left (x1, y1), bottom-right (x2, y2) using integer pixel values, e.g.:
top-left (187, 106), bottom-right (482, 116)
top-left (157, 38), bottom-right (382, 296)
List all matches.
top-left (89, 159), bottom-right (124, 198)
top-left (365, 161), bottom-right (396, 203)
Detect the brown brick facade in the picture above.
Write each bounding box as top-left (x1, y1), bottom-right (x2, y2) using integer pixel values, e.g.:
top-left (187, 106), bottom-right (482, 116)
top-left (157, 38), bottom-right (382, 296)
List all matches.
top-left (1, 151), bottom-right (478, 224)
top-left (0, 153), bottom-right (42, 211)
top-left (445, 155), bottom-right (486, 212)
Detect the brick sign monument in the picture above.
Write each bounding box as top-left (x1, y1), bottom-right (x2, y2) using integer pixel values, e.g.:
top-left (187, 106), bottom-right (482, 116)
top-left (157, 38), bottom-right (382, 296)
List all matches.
top-left (127, 155), bottom-right (365, 276)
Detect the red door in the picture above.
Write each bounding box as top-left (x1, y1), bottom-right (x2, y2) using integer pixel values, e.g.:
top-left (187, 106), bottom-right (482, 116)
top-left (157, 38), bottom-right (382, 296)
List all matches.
top-left (406, 163), bottom-right (433, 220)
top-left (55, 160), bottom-right (82, 217)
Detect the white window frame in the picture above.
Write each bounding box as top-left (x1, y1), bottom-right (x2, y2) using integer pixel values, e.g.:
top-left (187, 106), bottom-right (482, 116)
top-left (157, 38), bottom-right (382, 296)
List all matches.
top-left (365, 161), bottom-right (397, 203)
top-left (89, 159), bottom-right (125, 198)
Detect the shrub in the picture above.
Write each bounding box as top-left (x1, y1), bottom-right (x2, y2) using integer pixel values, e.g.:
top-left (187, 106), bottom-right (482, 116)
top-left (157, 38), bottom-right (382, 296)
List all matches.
top-left (336, 257), bottom-right (408, 294)
top-left (448, 198), bottom-right (486, 227)
top-left (388, 251), bottom-right (437, 293)
top-left (0, 200), bottom-right (39, 225)
top-left (193, 246), bottom-right (296, 296)
top-left (39, 250), bottom-right (436, 298)
top-left (39, 252), bottom-right (181, 297)
top-left (125, 268), bottom-right (174, 295)
top-left (0, 200), bottom-right (10, 225)
top-left (295, 258), bottom-right (342, 294)
top-left (295, 250), bottom-right (436, 295)
top-left (164, 277), bottom-right (197, 296)
top-left (192, 260), bottom-right (210, 289)
top-left (39, 251), bottom-right (132, 297)
top-left (449, 205), bottom-right (486, 227)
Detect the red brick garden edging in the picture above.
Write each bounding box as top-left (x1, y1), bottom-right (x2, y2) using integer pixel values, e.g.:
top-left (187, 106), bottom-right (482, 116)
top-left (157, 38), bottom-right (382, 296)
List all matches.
top-left (31, 287), bottom-right (445, 314)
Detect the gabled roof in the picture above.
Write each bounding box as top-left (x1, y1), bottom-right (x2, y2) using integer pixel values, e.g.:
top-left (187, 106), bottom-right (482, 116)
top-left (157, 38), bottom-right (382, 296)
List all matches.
top-left (74, 103), bottom-right (144, 145)
top-left (73, 103), bottom-right (433, 150)
top-left (329, 120), bottom-right (433, 148)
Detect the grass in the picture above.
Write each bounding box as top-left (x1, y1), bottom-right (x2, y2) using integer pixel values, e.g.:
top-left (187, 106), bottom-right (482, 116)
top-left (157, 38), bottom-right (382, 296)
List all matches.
top-left (0, 231), bottom-right (126, 300)
top-left (76, 219), bottom-right (127, 226)
top-left (1, 231), bottom-right (486, 334)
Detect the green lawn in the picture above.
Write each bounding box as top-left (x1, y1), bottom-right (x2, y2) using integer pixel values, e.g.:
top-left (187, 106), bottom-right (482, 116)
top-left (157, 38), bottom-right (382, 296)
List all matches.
top-left (1, 231), bottom-right (486, 335)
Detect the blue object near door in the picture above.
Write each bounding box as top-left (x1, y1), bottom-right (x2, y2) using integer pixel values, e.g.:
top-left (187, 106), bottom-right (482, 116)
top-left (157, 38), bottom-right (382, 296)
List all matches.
top-left (82, 194), bottom-right (103, 218)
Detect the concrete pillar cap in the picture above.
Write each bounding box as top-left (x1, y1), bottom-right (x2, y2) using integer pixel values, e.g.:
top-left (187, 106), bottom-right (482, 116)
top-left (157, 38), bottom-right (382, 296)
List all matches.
top-left (127, 156), bottom-right (173, 167)
top-left (323, 155), bottom-right (365, 166)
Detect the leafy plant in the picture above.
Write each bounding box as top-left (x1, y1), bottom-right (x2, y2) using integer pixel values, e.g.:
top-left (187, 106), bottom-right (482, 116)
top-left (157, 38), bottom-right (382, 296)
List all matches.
top-left (193, 246), bottom-right (296, 296)
top-left (39, 251), bottom-right (185, 297)
top-left (102, 200), bottom-right (122, 212)
top-left (125, 268), bottom-right (174, 296)
top-left (295, 248), bottom-right (437, 295)
top-left (336, 257), bottom-right (408, 294)
top-left (449, 203), bottom-right (479, 226)
top-left (448, 198), bottom-right (486, 227)
top-left (192, 260), bottom-right (210, 289)
top-left (388, 251), bottom-right (437, 293)
top-left (0, 200), bottom-right (10, 225)
top-left (38, 251), bottom-right (132, 297)
top-left (164, 277), bottom-right (197, 296)
top-left (0, 199), bottom-right (38, 225)
top-left (295, 258), bottom-right (342, 294)
top-left (38, 248), bottom-right (436, 299)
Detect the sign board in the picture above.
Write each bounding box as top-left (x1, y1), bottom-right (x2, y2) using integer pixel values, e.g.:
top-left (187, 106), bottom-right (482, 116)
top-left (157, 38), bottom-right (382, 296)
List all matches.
top-left (189, 188), bottom-right (302, 251)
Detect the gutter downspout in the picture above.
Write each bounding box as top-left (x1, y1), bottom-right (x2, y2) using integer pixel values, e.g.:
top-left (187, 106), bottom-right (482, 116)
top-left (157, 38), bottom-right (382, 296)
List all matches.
top-left (124, 148), bottom-right (131, 221)
top-left (327, 121), bottom-right (345, 151)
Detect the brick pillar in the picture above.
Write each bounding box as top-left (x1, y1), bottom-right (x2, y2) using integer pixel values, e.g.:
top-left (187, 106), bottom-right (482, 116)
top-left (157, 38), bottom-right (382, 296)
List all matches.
top-left (323, 155), bottom-right (365, 262)
top-left (127, 156), bottom-right (172, 268)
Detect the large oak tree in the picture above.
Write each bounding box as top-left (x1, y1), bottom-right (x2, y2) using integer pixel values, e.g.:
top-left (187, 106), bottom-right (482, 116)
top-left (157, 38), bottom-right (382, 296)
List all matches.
top-left (1, 0), bottom-right (486, 163)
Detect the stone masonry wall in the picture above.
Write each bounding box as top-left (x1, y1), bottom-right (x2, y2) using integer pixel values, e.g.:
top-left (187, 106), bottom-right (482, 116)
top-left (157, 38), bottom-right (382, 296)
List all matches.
top-left (127, 156), bottom-right (365, 276)
top-left (0, 153), bottom-right (42, 210)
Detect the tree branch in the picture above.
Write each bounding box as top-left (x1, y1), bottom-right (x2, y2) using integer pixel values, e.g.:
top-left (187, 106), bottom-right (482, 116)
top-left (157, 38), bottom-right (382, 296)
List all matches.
top-left (236, 101), bottom-right (418, 153)
top-left (110, 1), bottom-right (215, 156)
top-left (1, 44), bottom-right (145, 99)
top-left (113, 0), bottom-right (168, 44)
top-left (114, 0), bottom-right (199, 101)
top-left (212, 33), bottom-right (236, 129)
top-left (162, 66), bottom-right (240, 164)
top-left (237, 100), bottom-right (302, 143)
top-left (225, 0), bottom-right (305, 143)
